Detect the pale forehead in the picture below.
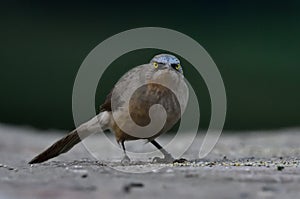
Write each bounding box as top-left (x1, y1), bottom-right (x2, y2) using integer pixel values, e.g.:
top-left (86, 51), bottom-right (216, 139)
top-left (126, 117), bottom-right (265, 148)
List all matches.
top-left (152, 54), bottom-right (180, 64)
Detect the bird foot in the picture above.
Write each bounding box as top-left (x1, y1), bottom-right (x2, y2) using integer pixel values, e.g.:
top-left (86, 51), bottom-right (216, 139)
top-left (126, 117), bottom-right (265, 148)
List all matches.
top-left (152, 154), bottom-right (174, 164)
top-left (173, 158), bottom-right (188, 164)
top-left (121, 155), bottom-right (131, 165)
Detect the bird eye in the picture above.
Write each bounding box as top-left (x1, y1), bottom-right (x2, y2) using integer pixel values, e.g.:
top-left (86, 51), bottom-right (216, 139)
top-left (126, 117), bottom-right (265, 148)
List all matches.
top-left (171, 63), bottom-right (181, 71)
top-left (153, 62), bottom-right (158, 68)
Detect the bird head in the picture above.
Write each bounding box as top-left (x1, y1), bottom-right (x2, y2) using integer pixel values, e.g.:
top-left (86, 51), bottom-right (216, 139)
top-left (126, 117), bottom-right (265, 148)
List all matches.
top-left (150, 54), bottom-right (183, 74)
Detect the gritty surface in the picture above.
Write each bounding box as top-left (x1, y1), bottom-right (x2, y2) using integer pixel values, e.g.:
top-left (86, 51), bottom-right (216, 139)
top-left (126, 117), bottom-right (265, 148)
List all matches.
top-left (0, 124), bottom-right (300, 199)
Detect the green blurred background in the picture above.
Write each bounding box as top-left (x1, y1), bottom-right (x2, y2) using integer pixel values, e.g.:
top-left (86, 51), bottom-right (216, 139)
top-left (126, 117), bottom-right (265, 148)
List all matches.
top-left (0, 1), bottom-right (299, 131)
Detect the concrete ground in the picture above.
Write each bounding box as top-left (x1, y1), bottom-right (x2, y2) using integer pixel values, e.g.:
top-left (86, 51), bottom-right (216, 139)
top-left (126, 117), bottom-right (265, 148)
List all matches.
top-left (0, 124), bottom-right (299, 199)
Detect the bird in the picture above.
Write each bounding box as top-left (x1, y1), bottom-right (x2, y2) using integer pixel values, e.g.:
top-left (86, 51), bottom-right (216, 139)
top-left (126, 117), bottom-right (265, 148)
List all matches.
top-left (29, 54), bottom-right (188, 165)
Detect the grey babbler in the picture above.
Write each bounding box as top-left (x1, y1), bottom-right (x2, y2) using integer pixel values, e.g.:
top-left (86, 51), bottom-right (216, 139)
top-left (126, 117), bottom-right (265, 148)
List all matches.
top-left (29, 54), bottom-right (189, 165)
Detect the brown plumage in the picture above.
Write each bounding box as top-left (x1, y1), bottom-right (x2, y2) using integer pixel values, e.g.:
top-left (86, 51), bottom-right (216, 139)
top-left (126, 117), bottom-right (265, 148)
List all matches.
top-left (29, 54), bottom-right (188, 164)
top-left (29, 130), bottom-right (80, 164)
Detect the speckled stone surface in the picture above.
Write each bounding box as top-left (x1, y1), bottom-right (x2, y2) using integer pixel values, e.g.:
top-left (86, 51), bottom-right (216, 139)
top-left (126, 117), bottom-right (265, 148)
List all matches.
top-left (0, 124), bottom-right (299, 199)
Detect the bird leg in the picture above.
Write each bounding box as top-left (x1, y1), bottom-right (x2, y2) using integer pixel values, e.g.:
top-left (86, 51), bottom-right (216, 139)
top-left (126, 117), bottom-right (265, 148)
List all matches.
top-left (120, 141), bottom-right (131, 165)
top-left (150, 140), bottom-right (175, 163)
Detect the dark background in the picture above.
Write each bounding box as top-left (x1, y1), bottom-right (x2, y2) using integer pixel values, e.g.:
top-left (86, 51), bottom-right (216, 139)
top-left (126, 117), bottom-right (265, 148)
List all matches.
top-left (0, 1), bottom-right (299, 131)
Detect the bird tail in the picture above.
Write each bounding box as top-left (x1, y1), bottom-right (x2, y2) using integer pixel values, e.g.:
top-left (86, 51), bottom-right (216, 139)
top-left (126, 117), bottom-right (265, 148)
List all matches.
top-left (29, 112), bottom-right (110, 164)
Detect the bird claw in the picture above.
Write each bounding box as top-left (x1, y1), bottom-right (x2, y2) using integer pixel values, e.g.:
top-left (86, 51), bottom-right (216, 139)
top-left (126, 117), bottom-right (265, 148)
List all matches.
top-left (121, 155), bottom-right (131, 165)
top-left (152, 154), bottom-right (174, 164)
top-left (173, 158), bottom-right (188, 164)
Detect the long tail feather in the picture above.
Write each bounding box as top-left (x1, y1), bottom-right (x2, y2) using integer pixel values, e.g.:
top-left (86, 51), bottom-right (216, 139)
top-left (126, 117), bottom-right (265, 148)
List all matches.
top-left (29, 130), bottom-right (81, 164)
top-left (29, 112), bottom-right (110, 164)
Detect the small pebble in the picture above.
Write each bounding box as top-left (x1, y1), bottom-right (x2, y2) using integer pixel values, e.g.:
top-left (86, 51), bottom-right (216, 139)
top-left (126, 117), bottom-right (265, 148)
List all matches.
top-left (81, 174), bottom-right (88, 178)
top-left (123, 182), bottom-right (144, 193)
top-left (277, 166), bottom-right (284, 171)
